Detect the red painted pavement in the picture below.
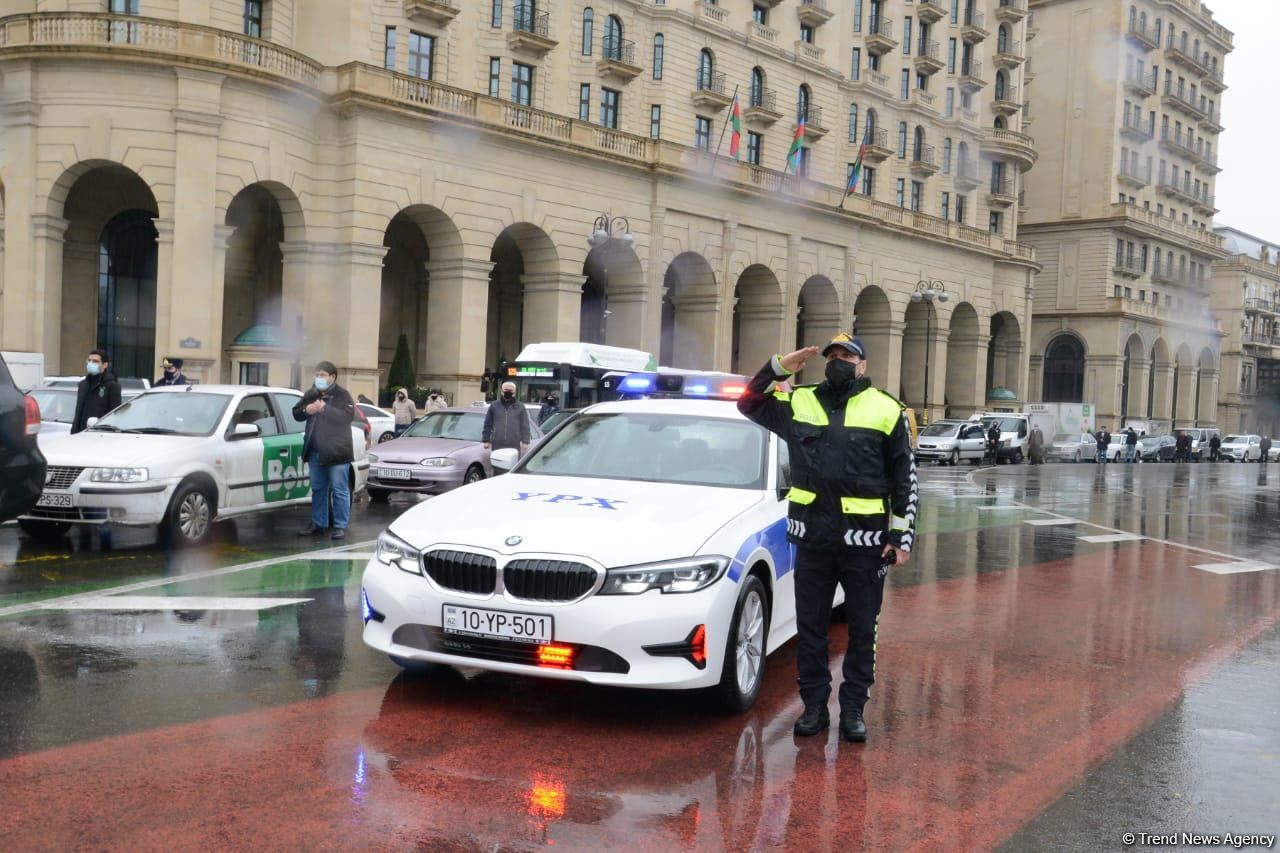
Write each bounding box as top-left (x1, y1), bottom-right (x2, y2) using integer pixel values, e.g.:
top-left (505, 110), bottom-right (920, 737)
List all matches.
top-left (2, 542), bottom-right (1277, 851)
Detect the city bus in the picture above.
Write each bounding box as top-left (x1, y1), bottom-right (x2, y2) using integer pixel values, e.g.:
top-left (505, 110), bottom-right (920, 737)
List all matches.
top-left (504, 342), bottom-right (658, 409)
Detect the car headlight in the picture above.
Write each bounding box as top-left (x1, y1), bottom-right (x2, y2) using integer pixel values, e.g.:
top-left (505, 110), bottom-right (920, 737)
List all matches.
top-left (419, 457), bottom-right (454, 467)
top-left (599, 556), bottom-right (730, 595)
top-left (1000, 439), bottom-right (1011, 448)
top-left (90, 467), bottom-right (149, 483)
top-left (377, 530), bottom-right (421, 575)
top-left (368, 453), bottom-right (379, 463)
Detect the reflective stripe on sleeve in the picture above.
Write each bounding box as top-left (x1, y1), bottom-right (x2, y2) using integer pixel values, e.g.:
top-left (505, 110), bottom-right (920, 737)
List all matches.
top-left (786, 487), bottom-right (817, 505)
top-left (891, 514), bottom-right (911, 531)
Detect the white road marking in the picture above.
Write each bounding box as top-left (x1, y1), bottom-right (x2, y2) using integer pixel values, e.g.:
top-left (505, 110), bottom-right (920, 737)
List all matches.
top-left (1079, 533), bottom-right (1147, 544)
top-left (0, 539), bottom-right (376, 620)
top-left (1023, 517), bottom-right (1082, 526)
top-left (49, 596), bottom-right (312, 611)
top-left (1193, 561), bottom-right (1279, 575)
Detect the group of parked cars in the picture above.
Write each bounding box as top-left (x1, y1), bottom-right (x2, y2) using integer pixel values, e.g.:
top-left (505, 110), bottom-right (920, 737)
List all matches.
top-left (1047, 427), bottom-right (1278, 463)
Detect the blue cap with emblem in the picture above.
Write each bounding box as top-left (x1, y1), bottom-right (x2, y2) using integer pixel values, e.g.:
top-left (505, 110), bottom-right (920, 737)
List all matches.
top-left (821, 332), bottom-right (867, 359)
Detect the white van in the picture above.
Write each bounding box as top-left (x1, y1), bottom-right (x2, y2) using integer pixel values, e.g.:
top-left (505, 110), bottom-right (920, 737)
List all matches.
top-left (977, 412), bottom-right (1031, 464)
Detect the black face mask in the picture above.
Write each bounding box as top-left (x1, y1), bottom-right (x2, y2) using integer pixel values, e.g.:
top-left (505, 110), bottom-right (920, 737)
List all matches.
top-left (825, 358), bottom-right (857, 389)
top-left (502, 391), bottom-right (515, 401)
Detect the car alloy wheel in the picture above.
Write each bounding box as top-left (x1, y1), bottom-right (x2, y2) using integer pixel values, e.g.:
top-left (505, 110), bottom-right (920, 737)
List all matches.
top-left (179, 490), bottom-right (211, 542)
top-left (464, 466), bottom-right (485, 485)
top-left (735, 589), bottom-right (766, 697)
top-left (949, 449), bottom-right (960, 466)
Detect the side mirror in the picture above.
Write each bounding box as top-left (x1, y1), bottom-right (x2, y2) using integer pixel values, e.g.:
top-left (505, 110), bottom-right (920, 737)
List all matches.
top-left (86, 417), bottom-right (99, 429)
top-left (231, 423), bottom-right (260, 439)
top-left (490, 447), bottom-right (519, 473)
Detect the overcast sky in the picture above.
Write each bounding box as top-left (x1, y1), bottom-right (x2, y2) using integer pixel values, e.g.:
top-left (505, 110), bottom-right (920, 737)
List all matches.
top-left (1205, 0), bottom-right (1275, 241)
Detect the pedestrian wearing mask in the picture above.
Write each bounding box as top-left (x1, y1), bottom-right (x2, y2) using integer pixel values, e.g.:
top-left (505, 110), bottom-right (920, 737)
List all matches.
top-left (538, 391), bottom-right (560, 425)
top-left (1096, 426), bottom-right (1111, 464)
top-left (1124, 426), bottom-right (1139, 463)
top-left (391, 387), bottom-right (417, 436)
top-left (738, 333), bottom-right (917, 743)
top-left (72, 349), bottom-right (122, 434)
top-left (1208, 433), bottom-right (1221, 462)
top-left (153, 357), bottom-right (189, 387)
top-left (425, 389), bottom-right (448, 412)
top-left (294, 361), bottom-right (356, 540)
top-left (482, 381), bottom-right (530, 455)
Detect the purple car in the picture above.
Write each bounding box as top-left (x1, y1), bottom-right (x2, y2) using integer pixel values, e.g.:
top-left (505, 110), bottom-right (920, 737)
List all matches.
top-left (365, 407), bottom-right (542, 501)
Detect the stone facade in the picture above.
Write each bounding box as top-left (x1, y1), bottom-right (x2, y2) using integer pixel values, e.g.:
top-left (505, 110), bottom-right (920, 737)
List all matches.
top-left (0, 0), bottom-right (1037, 411)
top-left (1211, 227), bottom-right (1280, 437)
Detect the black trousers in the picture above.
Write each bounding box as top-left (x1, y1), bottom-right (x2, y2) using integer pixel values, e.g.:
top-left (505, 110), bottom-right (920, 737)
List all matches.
top-left (793, 546), bottom-right (886, 712)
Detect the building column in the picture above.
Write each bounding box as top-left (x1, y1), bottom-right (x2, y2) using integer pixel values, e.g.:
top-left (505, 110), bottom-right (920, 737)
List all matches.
top-left (0, 62), bottom-right (40, 359)
top-left (735, 302), bottom-right (788, 375)
top-left (300, 242), bottom-right (387, 401)
top-left (203, 224), bottom-right (236, 383)
top-left (1086, 354), bottom-right (1124, 426)
top-left (1002, 339), bottom-right (1024, 398)
top-left (424, 257), bottom-right (493, 405)
top-left (1027, 354), bottom-right (1044, 403)
top-left (1150, 358), bottom-right (1175, 424)
top-left (672, 292), bottom-right (721, 371)
top-left (150, 218), bottom-right (176, 378)
top-left (522, 271), bottom-right (583, 345)
top-left (58, 232), bottom-right (97, 375)
top-left (859, 317), bottom-right (903, 397)
top-left (604, 282), bottom-right (648, 351)
top-left (33, 214), bottom-right (69, 374)
top-left (714, 222), bottom-right (740, 371)
top-left (1196, 368), bottom-right (1219, 426)
top-left (925, 326), bottom-right (950, 423)
top-left (797, 307), bottom-right (842, 385)
top-left (946, 331), bottom-right (987, 418)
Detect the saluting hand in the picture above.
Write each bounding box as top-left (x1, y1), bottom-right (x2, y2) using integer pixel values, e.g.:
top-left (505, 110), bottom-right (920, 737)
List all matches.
top-left (779, 346), bottom-right (821, 374)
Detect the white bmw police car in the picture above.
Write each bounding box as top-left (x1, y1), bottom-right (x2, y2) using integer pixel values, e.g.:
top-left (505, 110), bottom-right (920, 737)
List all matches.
top-left (362, 394), bottom-right (822, 711)
top-left (19, 385), bottom-right (368, 545)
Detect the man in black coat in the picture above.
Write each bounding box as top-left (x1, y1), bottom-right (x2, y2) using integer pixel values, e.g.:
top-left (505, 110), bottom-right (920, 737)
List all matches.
top-left (482, 381), bottom-right (531, 454)
top-left (153, 357), bottom-right (189, 387)
top-left (71, 349), bottom-right (122, 434)
top-left (293, 361), bottom-right (356, 540)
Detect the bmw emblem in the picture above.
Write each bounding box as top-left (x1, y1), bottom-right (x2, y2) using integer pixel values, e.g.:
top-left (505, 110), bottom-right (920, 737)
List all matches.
top-left (505, 535), bottom-right (523, 547)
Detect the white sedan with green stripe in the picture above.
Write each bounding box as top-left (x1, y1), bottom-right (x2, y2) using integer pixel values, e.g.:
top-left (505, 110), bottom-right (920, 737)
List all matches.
top-left (18, 385), bottom-right (368, 546)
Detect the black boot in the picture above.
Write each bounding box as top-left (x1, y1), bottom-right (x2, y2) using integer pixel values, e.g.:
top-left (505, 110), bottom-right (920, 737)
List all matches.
top-left (298, 522), bottom-right (325, 536)
top-left (840, 707), bottom-right (868, 743)
top-left (793, 704), bottom-right (830, 737)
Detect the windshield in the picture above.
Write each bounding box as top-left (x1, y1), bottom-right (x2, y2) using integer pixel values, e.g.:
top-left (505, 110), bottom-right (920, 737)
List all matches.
top-left (29, 388), bottom-right (78, 424)
top-left (519, 412), bottom-right (767, 489)
top-left (405, 412), bottom-right (485, 441)
top-left (93, 392), bottom-right (231, 436)
top-left (1051, 434), bottom-right (1077, 443)
top-left (981, 417), bottom-right (1025, 432)
top-left (1223, 435), bottom-right (1245, 444)
top-left (920, 423), bottom-right (959, 437)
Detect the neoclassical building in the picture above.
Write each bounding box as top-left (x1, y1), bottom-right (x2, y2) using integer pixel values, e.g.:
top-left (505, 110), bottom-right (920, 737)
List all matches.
top-left (1020, 0), bottom-right (1231, 430)
top-left (1211, 227), bottom-right (1280, 436)
top-left (0, 0), bottom-right (1038, 409)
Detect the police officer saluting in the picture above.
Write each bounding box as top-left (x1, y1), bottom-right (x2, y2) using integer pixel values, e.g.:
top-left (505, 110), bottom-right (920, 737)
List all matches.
top-left (738, 333), bottom-right (917, 743)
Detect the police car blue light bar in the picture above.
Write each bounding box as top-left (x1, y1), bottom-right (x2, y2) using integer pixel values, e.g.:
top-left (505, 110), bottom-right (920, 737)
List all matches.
top-left (607, 371), bottom-right (749, 400)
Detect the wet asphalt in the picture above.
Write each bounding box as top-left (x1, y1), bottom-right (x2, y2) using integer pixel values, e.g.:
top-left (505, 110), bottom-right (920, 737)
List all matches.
top-left (0, 462), bottom-right (1278, 850)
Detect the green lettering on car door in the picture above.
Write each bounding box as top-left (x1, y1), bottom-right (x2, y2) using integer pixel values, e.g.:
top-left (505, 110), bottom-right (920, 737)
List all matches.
top-left (262, 434), bottom-right (310, 502)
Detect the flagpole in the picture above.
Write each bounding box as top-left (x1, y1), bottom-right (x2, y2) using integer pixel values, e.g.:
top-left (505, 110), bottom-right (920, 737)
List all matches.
top-left (710, 84), bottom-right (740, 178)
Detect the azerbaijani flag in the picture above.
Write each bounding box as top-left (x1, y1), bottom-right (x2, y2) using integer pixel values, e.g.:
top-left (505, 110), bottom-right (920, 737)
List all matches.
top-left (728, 94), bottom-right (743, 160)
top-left (785, 118), bottom-right (807, 174)
top-left (846, 143), bottom-right (868, 194)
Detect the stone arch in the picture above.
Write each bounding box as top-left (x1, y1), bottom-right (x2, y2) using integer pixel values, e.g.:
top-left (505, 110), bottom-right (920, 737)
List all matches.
top-left (54, 161), bottom-right (160, 378)
top-left (1120, 332), bottom-right (1146, 422)
top-left (581, 238), bottom-right (643, 347)
top-left (901, 298), bottom-right (943, 419)
top-left (732, 264), bottom-right (784, 374)
top-left (796, 275), bottom-right (841, 384)
top-left (1148, 336), bottom-right (1172, 420)
top-left (662, 252), bottom-right (717, 369)
top-left (945, 302), bottom-right (982, 418)
top-left (1042, 331), bottom-right (1086, 403)
top-left (987, 310), bottom-right (1023, 401)
top-left (488, 222), bottom-right (560, 372)
top-left (1195, 345), bottom-right (1217, 425)
top-left (1172, 342), bottom-right (1195, 425)
top-left (852, 285), bottom-right (893, 388)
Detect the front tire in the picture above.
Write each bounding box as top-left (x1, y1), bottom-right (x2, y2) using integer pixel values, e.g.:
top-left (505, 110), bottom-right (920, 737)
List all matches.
top-left (463, 465), bottom-right (486, 485)
top-left (368, 488), bottom-right (392, 503)
top-left (949, 449), bottom-right (960, 467)
top-left (163, 481), bottom-right (214, 546)
top-left (377, 431), bottom-right (395, 444)
top-left (714, 575), bottom-right (769, 713)
top-left (18, 519), bottom-right (71, 541)
top-left (1012, 449), bottom-right (1024, 464)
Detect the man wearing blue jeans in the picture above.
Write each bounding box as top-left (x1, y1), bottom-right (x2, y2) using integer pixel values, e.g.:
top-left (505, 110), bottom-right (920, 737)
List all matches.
top-left (293, 361), bottom-right (357, 540)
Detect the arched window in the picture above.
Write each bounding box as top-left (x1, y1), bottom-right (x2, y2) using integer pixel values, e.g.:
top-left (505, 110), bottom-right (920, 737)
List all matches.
top-left (698, 48), bottom-right (714, 90)
top-left (653, 34), bottom-right (664, 80)
top-left (797, 84), bottom-right (811, 122)
top-left (943, 137), bottom-right (953, 173)
top-left (897, 121), bottom-right (908, 157)
top-left (1192, 37), bottom-right (1199, 57)
top-left (912, 125), bottom-right (925, 160)
top-left (604, 14), bottom-right (623, 60)
top-left (751, 67), bottom-right (766, 107)
top-left (1180, 31), bottom-right (1188, 52)
top-left (998, 25), bottom-right (1009, 53)
top-left (1128, 5), bottom-right (1137, 29)
top-left (1154, 18), bottom-right (1162, 42)
top-left (994, 115), bottom-right (1006, 129)
top-left (582, 7), bottom-right (593, 55)
top-left (864, 108), bottom-right (878, 144)
top-left (1139, 11), bottom-right (1146, 30)
top-left (98, 210), bottom-right (159, 380)
top-left (1043, 335), bottom-right (1086, 403)
top-left (995, 70), bottom-right (1007, 100)
top-left (848, 102), bottom-right (859, 142)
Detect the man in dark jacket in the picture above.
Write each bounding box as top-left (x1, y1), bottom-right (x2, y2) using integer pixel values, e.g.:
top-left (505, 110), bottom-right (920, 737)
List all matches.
top-left (1208, 433), bottom-right (1222, 462)
top-left (482, 381), bottom-right (531, 454)
top-left (538, 392), bottom-right (560, 425)
top-left (1095, 426), bottom-right (1111, 464)
top-left (1261, 435), bottom-right (1272, 465)
top-left (153, 357), bottom-right (189, 387)
top-left (1174, 430), bottom-right (1192, 463)
top-left (293, 361), bottom-right (356, 540)
top-left (72, 349), bottom-right (122, 433)
top-left (738, 333), bottom-right (917, 743)
top-left (1124, 426), bottom-right (1139, 463)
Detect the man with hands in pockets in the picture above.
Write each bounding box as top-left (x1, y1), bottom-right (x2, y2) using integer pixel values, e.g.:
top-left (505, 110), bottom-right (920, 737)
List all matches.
top-left (738, 333), bottom-right (918, 743)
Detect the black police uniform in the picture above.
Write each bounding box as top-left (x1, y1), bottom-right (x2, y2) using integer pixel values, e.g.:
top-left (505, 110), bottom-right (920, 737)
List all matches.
top-left (738, 349), bottom-right (917, 720)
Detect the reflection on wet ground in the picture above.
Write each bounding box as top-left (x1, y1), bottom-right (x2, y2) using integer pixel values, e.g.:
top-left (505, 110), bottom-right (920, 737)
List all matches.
top-left (0, 464), bottom-right (1276, 849)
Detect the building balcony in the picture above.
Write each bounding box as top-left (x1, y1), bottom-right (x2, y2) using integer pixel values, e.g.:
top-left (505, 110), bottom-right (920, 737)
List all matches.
top-left (859, 128), bottom-right (892, 162)
top-left (961, 10), bottom-right (989, 43)
top-left (914, 40), bottom-right (945, 76)
top-left (861, 69), bottom-right (891, 94)
top-left (1125, 23), bottom-right (1158, 51)
top-left (508, 6), bottom-right (556, 55)
top-left (980, 127), bottom-right (1037, 171)
top-left (1244, 332), bottom-right (1277, 350)
top-left (959, 60), bottom-right (987, 92)
top-left (954, 161), bottom-right (983, 191)
top-left (865, 17), bottom-right (898, 55)
top-left (404, 0), bottom-right (459, 27)
top-left (1201, 109), bottom-right (1223, 134)
top-left (1117, 164), bottom-right (1152, 189)
top-left (1123, 68), bottom-right (1157, 97)
top-left (1107, 296), bottom-right (1169, 321)
top-left (1119, 114), bottom-right (1154, 142)
top-left (695, 0), bottom-right (732, 31)
top-left (1161, 84), bottom-right (1207, 121)
top-left (910, 144), bottom-right (939, 176)
top-left (598, 38), bottom-right (641, 81)
top-left (906, 88), bottom-right (938, 117)
top-left (692, 71), bottom-right (731, 110)
top-left (992, 86), bottom-right (1021, 115)
top-left (1158, 129), bottom-right (1197, 160)
top-left (1203, 67), bottom-right (1227, 94)
top-left (1165, 43), bottom-right (1211, 77)
top-left (1200, 150), bottom-right (1221, 173)
top-left (1112, 257), bottom-right (1145, 279)
top-left (987, 177), bottom-right (1017, 206)
top-left (1194, 192), bottom-right (1217, 215)
top-left (796, 0), bottom-right (834, 27)
top-left (1110, 202), bottom-right (1225, 255)
top-left (917, 0), bottom-right (946, 24)
top-left (1245, 297), bottom-right (1279, 315)
top-left (1156, 178), bottom-right (1200, 207)
top-left (800, 104), bottom-right (827, 139)
top-left (995, 0), bottom-right (1028, 23)
top-left (1150, 268), bottom-right (1199, 289)
top-left (795, 40), bottom-right (826, 71)
top-left (745, 20), bottom-right (780, 48)
top-left (743, 89), bottom-right (781, 125)
top-left (993, 40), bottom-right (1025, 69)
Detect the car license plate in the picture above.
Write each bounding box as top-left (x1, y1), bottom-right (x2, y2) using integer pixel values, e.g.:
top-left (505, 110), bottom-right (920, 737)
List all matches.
top-left (374, 466), bottom-right (411, 480)
top-left (36, 492), bottom-right (73, 508)
top-left (442, 604), bottom-right (552, 644)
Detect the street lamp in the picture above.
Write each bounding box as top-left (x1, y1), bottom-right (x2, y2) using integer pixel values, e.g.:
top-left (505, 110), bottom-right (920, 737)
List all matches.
top-left (586, 214), bottom-right (634, 345)
top-left (910, 279), bottom-right (949, 423)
